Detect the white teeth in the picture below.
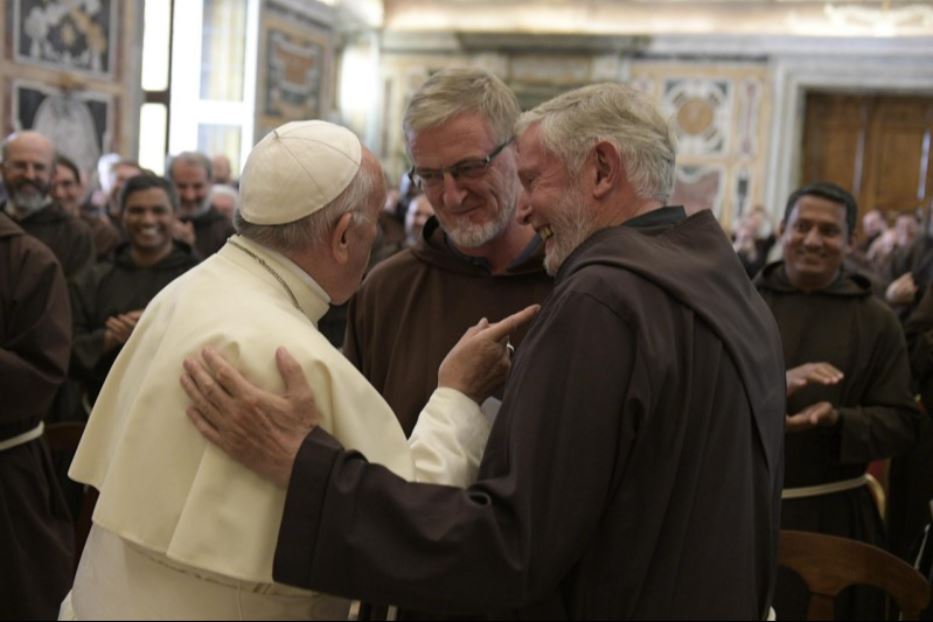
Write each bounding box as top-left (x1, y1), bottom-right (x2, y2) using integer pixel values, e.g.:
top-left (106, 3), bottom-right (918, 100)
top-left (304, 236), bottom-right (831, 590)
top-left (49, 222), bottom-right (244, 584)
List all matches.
top-left (539, 226), bottom-right (554, 241)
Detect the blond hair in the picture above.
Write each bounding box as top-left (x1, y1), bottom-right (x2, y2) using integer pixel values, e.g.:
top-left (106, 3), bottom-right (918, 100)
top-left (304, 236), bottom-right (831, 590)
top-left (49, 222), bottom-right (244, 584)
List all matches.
top-left (403, 67), bottom-right (520, 150)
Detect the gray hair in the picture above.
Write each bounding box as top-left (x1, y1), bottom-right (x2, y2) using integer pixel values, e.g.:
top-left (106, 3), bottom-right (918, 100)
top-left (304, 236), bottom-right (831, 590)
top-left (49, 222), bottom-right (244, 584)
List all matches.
top-left (516, 83), bottom-right (677, 203)
top-left (209, 183), bottom-right (239, 205)
top-left (234, 162), bottom-right (379, 253)
top-left (166, 151), bottom-right (213, 181)
top-left (403, 67), bottom-right (520, 152)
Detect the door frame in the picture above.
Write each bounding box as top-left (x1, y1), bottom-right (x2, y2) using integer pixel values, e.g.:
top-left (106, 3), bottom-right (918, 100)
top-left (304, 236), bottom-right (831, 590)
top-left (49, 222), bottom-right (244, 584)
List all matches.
top-left (766, 55), bottom-right (933, 224)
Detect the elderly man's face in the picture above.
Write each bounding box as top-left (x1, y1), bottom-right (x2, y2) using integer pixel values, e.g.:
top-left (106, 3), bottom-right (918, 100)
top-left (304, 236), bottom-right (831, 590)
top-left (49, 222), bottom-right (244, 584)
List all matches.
top-left (2, 134), bottom-right (54, 212)
top-left (172, 161), bottom-right (211, 216)
top-left (332, 151), bottom-right (386, 305)
top-left (409, 112), bottom-right (518, 249)
top-left (782, 194), bottom-right (848, 290)
top-left (516, 122), bottom-right (592, 276)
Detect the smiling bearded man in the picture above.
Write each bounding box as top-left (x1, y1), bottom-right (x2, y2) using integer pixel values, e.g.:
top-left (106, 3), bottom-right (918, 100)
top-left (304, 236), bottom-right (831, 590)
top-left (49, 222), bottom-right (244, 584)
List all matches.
top-left (342, 68), bottom-right (553, 438)
top-left (754, 182), bottom-right (924, 620)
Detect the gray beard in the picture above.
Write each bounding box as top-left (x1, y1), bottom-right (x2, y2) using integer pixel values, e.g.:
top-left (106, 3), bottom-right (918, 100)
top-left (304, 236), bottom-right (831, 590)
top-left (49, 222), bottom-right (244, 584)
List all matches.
top-left (6, 193), bottom-right (51, 219)
top-left (443, 200), bottom-right (516, 249)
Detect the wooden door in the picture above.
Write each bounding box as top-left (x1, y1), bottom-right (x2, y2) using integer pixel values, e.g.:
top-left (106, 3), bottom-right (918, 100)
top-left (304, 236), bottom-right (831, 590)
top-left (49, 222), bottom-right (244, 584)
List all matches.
top-left (802, 92), bottom-right (933, 222)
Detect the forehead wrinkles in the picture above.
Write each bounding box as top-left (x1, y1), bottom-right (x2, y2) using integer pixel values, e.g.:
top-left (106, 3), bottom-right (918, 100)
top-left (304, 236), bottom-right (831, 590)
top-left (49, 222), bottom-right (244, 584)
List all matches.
top-left (410, 115), bottom-right (496, 167)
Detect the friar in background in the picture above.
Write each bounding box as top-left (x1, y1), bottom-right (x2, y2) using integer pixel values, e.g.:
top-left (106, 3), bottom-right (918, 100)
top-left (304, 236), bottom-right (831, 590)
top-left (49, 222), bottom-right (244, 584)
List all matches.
top-left (1, 131), bottom-right (95, 281)
top-left (182, 83), bottom-right (787, 619)
top-left (0, 211), bottom-right (74, 619)
top-left (755, 181), bottom-right (925, 620)
top-left (52, 153), bottom-right (121, 261)
top-left (888, 285), bottom-right (933, 567)
top-left (166, 151), bottom-right (235, 259)
top-left (344, 67), bottom-right (553, 436)
top-left (70, 174), bottom-right (199, 407)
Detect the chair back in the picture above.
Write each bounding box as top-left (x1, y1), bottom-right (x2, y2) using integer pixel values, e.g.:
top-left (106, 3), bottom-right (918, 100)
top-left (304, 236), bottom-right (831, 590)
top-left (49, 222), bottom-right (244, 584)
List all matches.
top-left (778, 529), bottom-right (931, 620)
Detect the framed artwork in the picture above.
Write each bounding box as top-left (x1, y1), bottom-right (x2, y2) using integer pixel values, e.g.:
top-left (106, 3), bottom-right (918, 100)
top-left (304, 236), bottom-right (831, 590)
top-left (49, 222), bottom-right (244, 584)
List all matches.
top-left (12, 79), bottom-right (113, 176)
top-left (264, 29), bottom-right (324, 118)
top-left (12, 0), bottom-right (117, 78)
top-left (256, 0), bottom-right (333, 141)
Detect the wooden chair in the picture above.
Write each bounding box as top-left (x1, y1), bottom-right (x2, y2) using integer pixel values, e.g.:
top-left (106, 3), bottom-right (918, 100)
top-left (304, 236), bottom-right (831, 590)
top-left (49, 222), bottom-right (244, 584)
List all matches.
top-left (778, 529), bottom-right (931, 620)
top-left (43, 422), bottom-right (98, 574)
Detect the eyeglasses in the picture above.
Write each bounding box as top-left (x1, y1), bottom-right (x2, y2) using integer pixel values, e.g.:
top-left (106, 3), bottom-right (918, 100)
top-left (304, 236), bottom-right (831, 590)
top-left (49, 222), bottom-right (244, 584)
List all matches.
top-left (409, 138), bottom-right (513, 191)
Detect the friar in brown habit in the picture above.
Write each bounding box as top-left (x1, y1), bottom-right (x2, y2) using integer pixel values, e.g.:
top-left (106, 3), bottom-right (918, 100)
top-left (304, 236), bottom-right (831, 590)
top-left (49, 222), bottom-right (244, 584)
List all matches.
top-left (755, 182), bottom-right (924, 620)
top-left (180, 83), bottom-right (786, 620)
top-left (0, 211), bottom-right (74, 619)
top-left (343, 68), bottom-right (552, 436)
top-left (1, 131), bottom-right (95, 282)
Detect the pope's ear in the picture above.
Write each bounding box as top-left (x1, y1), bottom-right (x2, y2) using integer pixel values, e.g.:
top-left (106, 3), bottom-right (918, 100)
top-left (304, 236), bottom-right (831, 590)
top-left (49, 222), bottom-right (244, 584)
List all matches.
top-left (330, 212), bottom-right (355, 264)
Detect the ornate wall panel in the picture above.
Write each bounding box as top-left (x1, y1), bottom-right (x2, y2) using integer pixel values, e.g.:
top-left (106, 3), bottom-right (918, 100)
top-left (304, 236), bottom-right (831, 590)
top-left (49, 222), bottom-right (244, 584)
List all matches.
top-left (1, 0), bottom-right (142, 174)
top-left (255, 0), bottom-right (335, 142)
top-left (630, 61), bottom-right (770, 227)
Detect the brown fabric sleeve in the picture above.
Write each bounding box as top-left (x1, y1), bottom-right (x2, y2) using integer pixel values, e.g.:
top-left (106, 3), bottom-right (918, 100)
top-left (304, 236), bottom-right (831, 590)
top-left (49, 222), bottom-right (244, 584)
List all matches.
top-left (273, 427), bottom-right (344, 587)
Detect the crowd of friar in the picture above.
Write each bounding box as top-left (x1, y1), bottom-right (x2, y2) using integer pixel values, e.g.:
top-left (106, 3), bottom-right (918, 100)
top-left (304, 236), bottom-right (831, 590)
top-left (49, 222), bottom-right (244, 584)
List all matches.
top-left (1, 67), bottom-right (932, 621)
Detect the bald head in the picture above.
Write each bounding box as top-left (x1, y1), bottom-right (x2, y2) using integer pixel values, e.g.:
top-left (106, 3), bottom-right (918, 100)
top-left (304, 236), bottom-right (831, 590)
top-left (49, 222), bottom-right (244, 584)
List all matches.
top-left (2, 131), bottom-right (56, 215)
top-left (2, 130), bottom-right (54, 164)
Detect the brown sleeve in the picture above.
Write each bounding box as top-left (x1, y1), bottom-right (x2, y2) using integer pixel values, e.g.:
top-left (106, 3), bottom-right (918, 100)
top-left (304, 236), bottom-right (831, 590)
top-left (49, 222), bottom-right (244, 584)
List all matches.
top-left (0, 237), bottom-right (72, 424)
top-left (273, 290), bottom-right (635, 614)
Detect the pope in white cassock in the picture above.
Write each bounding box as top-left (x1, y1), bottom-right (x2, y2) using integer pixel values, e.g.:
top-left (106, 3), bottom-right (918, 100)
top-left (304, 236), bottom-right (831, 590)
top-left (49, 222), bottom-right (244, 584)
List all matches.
top-left (62, 121), bottom-right (514, 619)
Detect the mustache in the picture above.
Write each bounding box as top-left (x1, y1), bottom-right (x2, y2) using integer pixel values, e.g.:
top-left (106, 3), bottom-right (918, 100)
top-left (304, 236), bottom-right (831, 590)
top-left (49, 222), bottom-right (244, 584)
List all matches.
top-left (13, 178), bottom-right (47, 193)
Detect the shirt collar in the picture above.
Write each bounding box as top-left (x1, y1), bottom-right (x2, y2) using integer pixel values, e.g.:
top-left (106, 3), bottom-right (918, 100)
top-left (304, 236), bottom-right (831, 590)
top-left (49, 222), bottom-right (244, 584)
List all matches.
top-left (442, 231), bottom-right (542, 273)
top-left (623, 205), bottom-right (686, 230)
top-left (223, 235), bottom-right (332, 324)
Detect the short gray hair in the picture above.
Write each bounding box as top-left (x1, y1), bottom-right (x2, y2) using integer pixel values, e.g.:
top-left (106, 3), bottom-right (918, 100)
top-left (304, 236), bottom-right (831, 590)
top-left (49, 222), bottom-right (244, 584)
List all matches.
top-left (403, 67), bottom-right (520, 152)
top-left (234, 162), bottom-right (379, 253)
top-left (516, 83), bottom-right (677, 203)
top-left (166, 151), bottom-right (212, 181)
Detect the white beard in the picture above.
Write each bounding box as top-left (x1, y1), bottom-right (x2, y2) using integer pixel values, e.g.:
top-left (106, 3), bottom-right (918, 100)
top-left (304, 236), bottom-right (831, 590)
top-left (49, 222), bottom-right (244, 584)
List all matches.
top-left (543, 186), bottom-right (593, 276)
top-left (7, 193), bottom-right (51, 219)
top-left (442, 200), bottom-right (516, 249)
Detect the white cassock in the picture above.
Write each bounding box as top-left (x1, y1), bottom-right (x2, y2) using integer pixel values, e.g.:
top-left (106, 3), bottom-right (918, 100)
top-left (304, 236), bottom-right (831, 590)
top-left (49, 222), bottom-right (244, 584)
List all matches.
top-left (63, 235), bottom-right (491, 620)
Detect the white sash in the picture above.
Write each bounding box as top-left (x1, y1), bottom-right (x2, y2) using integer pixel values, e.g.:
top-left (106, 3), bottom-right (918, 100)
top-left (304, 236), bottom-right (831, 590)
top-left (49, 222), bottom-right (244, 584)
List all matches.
top-left (0, 422), bottom-right (44, 452)
top-left (781, 474), bottom-right (868, 500)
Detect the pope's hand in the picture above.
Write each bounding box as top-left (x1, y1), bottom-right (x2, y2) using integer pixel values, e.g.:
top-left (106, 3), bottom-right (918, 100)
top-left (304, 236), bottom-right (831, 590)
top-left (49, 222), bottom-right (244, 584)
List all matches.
top-left (180, 346), bottom-right (319, 488)
top-left (438, 304), bottom-right (540, 404)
